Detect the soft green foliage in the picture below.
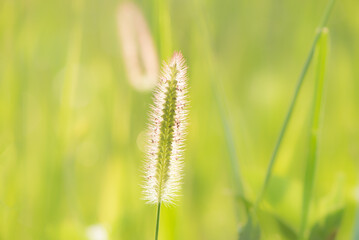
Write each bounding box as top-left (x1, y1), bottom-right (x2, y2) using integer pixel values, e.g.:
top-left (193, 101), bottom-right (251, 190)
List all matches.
top-left (238, 216), bottom-right (261, 240)
top-left (353, 207), bottom-right (359, 240)
top-left (0, 0), bottom-right (358, 239)
top-left (308, 208), bottom-right (344, 240)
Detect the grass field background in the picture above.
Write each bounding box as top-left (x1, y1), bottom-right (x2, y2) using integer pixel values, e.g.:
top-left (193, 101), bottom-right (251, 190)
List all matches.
top-left (0, 0), bottom-right (358, 239)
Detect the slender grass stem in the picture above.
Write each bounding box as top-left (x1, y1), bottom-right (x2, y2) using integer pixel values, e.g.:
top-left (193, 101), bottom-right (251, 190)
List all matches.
top-left (254, 0), bottom-right (335, 208)
top-left (155, 202), bottom-right (161, 240)
top-left (299, 28), bottom-right (329, 240)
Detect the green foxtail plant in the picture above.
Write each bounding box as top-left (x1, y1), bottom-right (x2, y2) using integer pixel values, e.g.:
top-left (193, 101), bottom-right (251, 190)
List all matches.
top-left (143, 52), bottom-right (188, 240)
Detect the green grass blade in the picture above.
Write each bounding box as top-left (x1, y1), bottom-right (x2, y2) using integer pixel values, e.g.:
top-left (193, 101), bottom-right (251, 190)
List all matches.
top-left (255, 0), bottom-right (335, 207)
top-left (353, 205), bottom-right (359, 240)
top-left (299, 28), bottom-right (329, 240)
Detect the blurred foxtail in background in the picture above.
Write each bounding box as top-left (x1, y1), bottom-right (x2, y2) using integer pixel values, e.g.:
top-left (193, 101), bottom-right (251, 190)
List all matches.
top-left (117, 2), bottom-right (159, 91)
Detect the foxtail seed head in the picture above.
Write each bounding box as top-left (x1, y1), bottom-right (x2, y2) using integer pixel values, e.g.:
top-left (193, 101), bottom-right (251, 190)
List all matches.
top-left (144, 52), bottom-right (188, 205)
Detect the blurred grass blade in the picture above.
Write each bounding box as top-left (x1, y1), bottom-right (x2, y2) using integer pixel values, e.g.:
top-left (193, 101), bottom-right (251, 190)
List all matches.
top-left (213, 78), bottom-right (246, 207)
top-left (354, 205), bottom-right (359, 240)
top-left (192, 0), bottom-right (247, 219)
top-left (255, 0), bottom-right (336, 207)
top-left (154, 0), bottom-right (172, 57)
top-left (299, 28), bottom-right (329, 240)
top-left (238, 216), bottom-right (261, 240)
top-left (60, 24), bottom-right (82, 137)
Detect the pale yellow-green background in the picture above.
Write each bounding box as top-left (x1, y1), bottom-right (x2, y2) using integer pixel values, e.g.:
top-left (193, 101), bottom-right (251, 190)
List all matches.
top-left (0, 0), bottom-right (358, 239)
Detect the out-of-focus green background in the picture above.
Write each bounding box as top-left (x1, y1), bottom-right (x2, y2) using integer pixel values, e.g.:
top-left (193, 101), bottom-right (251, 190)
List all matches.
top-left (0, 0), bottom-right (358, 239)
